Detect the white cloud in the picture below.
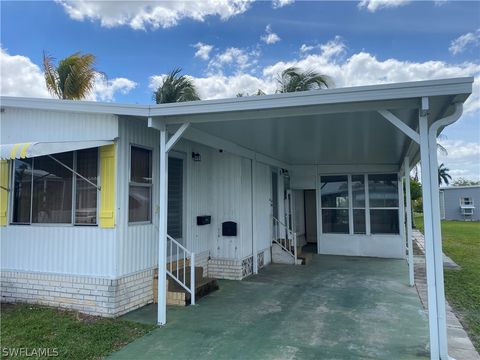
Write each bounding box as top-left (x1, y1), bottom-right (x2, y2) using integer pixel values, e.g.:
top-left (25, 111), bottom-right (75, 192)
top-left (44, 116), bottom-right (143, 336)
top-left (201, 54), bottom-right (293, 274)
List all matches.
top-left (449, 29), bottom-right (480, 55)
top-left (155, 36), bottom-right (479, 114)
top-left (261, 25), bottom-right (281, 45)
top-left (438, 139), bottom-right (480, 181)
top-left (207, 47), bottom-right (259, 74)
top-left (90, 76), bottom-right (137, 102)
top-left (358, 0), bottom-right (410, 12)
top-left (56, 0), bottom-right (253, 30)
top-left (272, 0), bottom-right (295, 9)
top-left (300, 44), bottom-right (315, 53)
top-left (193, 42), bottom-right (214, 60)
top-left (0, 48), bottom-right (137, 102)
top-left (0, 48), bottom-right (52, 98)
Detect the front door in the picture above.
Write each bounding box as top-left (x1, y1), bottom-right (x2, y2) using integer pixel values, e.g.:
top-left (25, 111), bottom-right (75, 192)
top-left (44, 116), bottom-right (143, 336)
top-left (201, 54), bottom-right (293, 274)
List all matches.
top-left (167, 153), bottom-right (186, 247)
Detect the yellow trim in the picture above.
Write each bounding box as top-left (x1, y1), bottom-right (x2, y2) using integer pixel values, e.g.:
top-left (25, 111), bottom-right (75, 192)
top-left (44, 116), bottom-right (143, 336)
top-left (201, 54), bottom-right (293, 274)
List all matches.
top-left (19, 143), bottom-right (31, 158)
top-left (99, 144), bottom-right (116, 228)
top-left (9, 144), bottom-right (20, 159)
top-left (0, 160), bottom-right (9, 226)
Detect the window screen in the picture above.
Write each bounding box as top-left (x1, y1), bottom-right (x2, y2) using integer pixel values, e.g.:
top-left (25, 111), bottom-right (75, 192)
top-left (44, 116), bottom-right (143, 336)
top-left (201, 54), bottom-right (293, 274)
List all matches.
top-left (129, 146), bottom-right (152, 223)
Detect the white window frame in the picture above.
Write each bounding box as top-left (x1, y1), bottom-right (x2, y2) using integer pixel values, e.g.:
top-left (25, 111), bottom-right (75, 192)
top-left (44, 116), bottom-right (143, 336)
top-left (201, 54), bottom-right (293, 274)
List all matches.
top-left (319, 172), bottom-right (400, 236)
top-left (128, 144), bottom-right (153, 225)
top-left (10, 149), bottom-right (100, 226)
top-left (319, 174), bottom-right (350, 234)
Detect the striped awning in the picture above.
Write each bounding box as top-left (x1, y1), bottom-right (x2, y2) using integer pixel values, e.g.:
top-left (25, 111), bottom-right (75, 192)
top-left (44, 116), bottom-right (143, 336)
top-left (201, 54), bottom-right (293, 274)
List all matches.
top-left (0, 140), bottom-right (114, 160)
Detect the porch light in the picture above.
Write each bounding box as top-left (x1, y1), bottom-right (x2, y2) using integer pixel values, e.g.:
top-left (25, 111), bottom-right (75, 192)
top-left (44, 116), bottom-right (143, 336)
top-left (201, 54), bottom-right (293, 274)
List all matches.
top-left (192, 152), bottom-right (201, 162)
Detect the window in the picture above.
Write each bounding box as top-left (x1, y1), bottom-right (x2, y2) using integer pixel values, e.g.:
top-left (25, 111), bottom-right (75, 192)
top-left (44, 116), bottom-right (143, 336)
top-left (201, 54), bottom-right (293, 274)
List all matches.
top-left (319, 173), bottom-right (400, 235)
top-left (11, 149), bottom-right (98, 225)
top-left (129, 146), bottom-right (152, 223)
top-left (460, 197), bottom-right (473, 206)
top-left (75, 149), bottom-right (98, 224)
top-left (321, 175), bottom-right (349, 234)
top-left (352, 175), bottom-right (366, 234)
top-left (368, 174), bottom-right (399, 234)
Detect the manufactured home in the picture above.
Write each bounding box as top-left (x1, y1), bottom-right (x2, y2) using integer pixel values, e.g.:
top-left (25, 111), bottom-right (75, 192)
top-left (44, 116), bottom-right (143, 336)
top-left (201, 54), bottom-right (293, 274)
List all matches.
top-left (440, 185), bottom-right (480, 221)
top-left (0, 77), bottom-right (474, 360)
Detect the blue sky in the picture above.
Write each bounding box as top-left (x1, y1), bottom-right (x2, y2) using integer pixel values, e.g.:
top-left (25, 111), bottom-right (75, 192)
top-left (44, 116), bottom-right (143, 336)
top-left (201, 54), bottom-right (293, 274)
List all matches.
top-left (1, 0), bottom-right (479, 180)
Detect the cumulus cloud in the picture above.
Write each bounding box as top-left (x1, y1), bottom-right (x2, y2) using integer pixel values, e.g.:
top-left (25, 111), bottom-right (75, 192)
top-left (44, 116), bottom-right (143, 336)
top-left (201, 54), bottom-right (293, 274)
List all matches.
top-left (151, 36), bottom-right (479, 114)
top-left (261, 25), bottom-right (281, 45)
top-left (56, 0), bottom-right (253, 30)
top-left (272, 0), bottom-right (295, 9)
top-left (438, 139), bottom-right (480, 180)
top-left (193, 42), bottom-right (214, 60)
top-left (0, 48), bottom-right (52, 98)
top-left (207, 47), bottom-right (259, 74)
top-left (90, 76), bottom-right (137, 102)
top-left (358, 0), bottom-right (410, 12)
top-left (449, 29), bottom-right (480, 55)
top-left (0, 48), bottom-right (137, 102)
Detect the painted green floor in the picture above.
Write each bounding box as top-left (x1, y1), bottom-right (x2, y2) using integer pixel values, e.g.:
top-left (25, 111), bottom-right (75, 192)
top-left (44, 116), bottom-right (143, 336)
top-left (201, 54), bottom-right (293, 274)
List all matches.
top-left (112, 255), bottom-right (429, 360)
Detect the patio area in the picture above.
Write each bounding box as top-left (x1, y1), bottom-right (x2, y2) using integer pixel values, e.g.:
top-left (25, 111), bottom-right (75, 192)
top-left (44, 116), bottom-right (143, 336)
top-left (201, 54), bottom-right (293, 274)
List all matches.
top-left (112, 255), bottom-right (429, 359)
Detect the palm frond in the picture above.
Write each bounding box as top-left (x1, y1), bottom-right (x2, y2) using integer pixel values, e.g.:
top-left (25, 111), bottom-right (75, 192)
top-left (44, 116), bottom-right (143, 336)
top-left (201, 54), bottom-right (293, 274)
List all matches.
top-left (43, 52), bottom-right (62, 99)
top-left (277, 67), bottom-right (331, 93)
top-left (154, 68), bottom-right (200, 104)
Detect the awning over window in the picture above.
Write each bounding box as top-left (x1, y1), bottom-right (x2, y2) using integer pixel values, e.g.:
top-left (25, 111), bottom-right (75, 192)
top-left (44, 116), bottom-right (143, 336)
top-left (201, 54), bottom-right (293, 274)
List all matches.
top-left (0, 140), bottom-right (114, 160)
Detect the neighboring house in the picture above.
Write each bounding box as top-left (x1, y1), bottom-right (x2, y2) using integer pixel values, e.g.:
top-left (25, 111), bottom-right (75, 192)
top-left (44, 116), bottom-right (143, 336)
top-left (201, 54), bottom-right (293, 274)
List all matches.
top-left (0, 77), bottom-right (474, 360)
top-left (440, 185), bottom-right (480, 221)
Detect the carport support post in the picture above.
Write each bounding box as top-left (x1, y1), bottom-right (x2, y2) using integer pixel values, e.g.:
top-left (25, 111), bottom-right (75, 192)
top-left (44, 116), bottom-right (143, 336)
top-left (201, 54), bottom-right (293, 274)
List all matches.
top-left (157, 122), bottom-right (168, 326)
top-left (404, 157), bottom-right (415, 287)
top-left (418, 98), bottom-right (442, 360)
top-left (251, 156), bottom-right (258, 274)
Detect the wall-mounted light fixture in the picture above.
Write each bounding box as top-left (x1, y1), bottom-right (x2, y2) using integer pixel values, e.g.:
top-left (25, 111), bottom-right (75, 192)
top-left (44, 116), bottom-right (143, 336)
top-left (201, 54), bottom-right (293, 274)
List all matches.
top-left (192, 152), bottom-right (201, 162)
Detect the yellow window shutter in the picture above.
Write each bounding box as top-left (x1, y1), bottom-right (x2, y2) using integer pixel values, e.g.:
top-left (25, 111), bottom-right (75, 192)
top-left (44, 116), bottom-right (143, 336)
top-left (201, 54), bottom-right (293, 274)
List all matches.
top-left (99, 144), bottom-right (116, 228)
top-left (0, 160), bottom-right (9, 226)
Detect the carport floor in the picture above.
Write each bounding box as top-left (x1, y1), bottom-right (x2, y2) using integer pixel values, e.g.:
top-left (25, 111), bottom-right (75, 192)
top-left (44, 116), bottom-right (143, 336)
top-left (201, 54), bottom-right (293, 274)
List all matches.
top-left (112, 255), bottom-right (429, 360)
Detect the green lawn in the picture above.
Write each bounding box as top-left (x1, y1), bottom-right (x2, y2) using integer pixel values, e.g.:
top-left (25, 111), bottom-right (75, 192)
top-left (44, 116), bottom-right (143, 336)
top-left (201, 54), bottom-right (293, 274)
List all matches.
top-left (414, 214), bottom-right (480, 351)
top-left (0, 304), bottom-right (155, 360)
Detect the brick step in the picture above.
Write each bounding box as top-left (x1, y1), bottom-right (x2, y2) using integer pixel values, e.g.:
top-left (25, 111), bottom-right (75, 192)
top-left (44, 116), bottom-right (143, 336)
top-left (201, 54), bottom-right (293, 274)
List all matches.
top-left (167, 277), bottom-right (219, 306)
top-left (297, 252), bottom-right (312, 265)
top-left (167, 266), bottom-right (204, 287)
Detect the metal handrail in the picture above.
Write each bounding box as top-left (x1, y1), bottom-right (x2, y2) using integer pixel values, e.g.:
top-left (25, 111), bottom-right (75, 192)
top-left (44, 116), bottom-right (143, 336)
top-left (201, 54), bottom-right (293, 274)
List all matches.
top-left (166, 234), bottom-right (196, 305)
top-left (272, 216), bottom-right (298, 264)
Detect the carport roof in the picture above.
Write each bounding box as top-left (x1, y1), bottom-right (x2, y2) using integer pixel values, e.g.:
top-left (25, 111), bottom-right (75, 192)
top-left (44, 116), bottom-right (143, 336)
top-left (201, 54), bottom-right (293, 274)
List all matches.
top-left (1, 77), bottom-right (474, 167)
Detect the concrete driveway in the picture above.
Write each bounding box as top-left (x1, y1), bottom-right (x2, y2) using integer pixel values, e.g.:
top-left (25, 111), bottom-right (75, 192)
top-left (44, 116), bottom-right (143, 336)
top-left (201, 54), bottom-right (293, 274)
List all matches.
top-left (111, 255), bottom-right (429, 360)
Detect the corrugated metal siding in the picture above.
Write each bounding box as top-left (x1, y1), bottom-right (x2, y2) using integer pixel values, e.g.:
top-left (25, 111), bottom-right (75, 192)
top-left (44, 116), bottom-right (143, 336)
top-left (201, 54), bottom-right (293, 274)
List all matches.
top-left (1, 108), bottom-right (118, 143)
top-left (255, 162), bottom-right (273, 263)
top-left (117, 130), bottom-right (277, 276)
top-left (0, 109), bottom-right (118, 277)
top-left (442, 187), bottom-right (480, 221)
top-left (116, 117), bottom-right (159, 276)
top-left (0, 226), bottom-right (115, 277)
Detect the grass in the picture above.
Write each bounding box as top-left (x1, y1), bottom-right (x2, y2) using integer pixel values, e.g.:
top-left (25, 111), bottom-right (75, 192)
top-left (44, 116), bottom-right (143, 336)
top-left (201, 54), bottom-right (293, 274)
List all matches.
top-left (414, 214), bottom-right (480, 351)
top-left (0, 303), bottom-right (155, 359)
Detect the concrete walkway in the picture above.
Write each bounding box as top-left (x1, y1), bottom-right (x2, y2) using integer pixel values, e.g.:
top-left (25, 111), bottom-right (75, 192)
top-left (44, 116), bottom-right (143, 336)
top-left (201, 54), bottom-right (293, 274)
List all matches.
top-left (112, 255), bottom-right (429, 360)
top-left (412, 230), bottom-right (480, 360)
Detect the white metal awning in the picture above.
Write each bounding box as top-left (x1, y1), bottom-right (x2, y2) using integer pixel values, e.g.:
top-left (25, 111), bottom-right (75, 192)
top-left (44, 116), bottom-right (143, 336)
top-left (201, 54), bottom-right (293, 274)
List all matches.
top-left (0, 140), bottom-right (114, 160)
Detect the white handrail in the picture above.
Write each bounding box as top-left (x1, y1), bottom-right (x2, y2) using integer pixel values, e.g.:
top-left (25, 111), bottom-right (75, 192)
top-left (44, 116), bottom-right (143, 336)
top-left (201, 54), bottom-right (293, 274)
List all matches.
top-left (166, 234), bottom-right (196, 305)
top-left (272, 216), bottom-right (298, 264)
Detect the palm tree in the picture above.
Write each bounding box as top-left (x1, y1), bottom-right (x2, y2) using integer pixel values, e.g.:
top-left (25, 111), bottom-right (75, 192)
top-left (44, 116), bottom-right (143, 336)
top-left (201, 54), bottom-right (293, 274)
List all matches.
top-left (277, 67), bottom-right (331, 93)
top-left (153, 68), bottom-right (200, 104)
top-left (438, 163), bottom-right (452, 186)
top-left (43, 52), bottom-right (98, 100)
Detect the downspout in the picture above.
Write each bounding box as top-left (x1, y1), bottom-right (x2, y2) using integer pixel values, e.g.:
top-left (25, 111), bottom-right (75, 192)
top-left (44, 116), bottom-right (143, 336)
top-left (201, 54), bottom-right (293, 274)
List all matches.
top-left (427, 102), bottom-right (463, 359)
